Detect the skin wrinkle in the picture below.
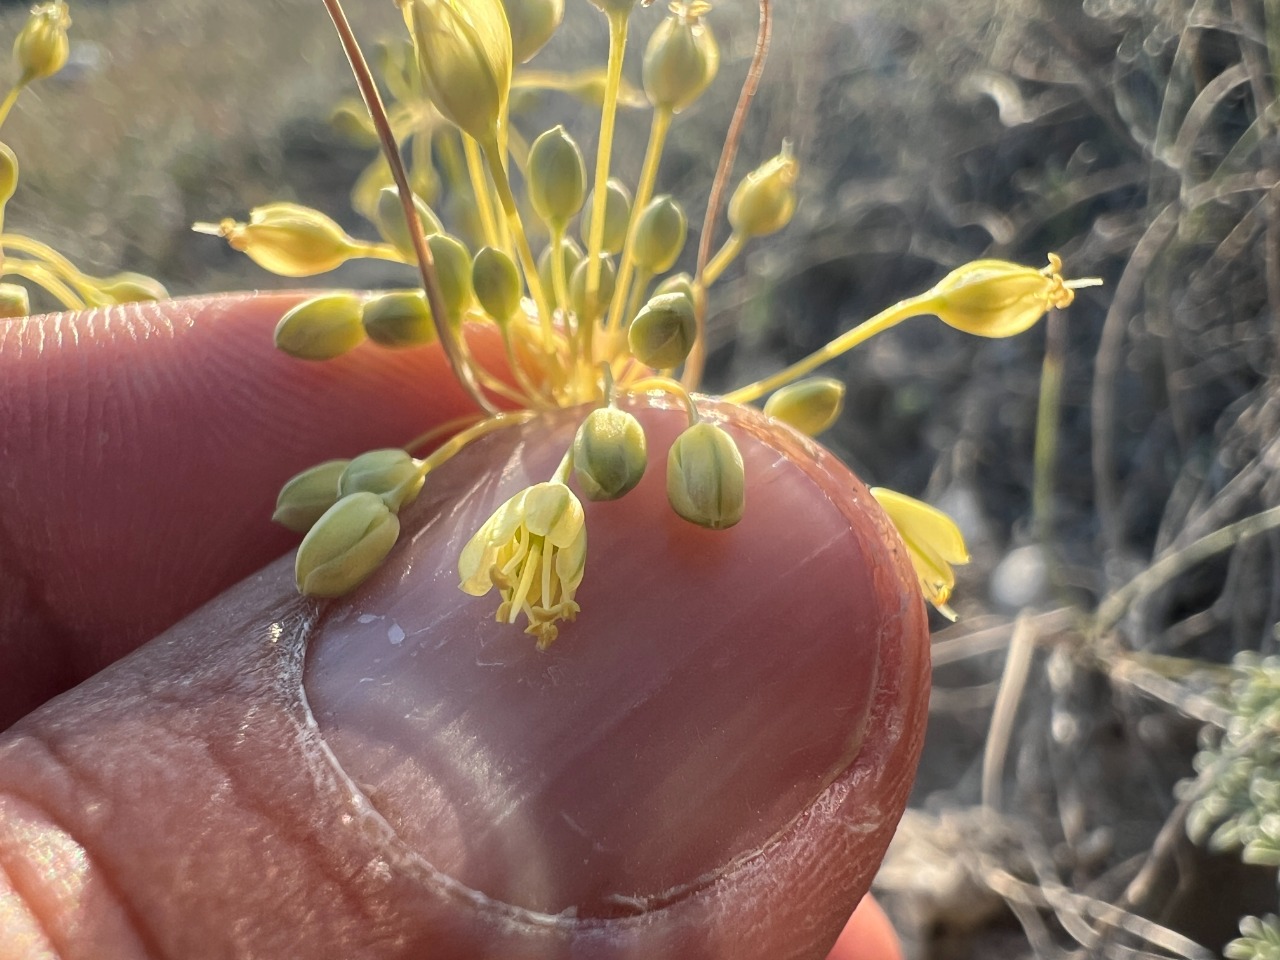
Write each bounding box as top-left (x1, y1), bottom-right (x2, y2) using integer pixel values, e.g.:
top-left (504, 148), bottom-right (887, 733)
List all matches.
top-left (0, 847), bottom-right (59, 960)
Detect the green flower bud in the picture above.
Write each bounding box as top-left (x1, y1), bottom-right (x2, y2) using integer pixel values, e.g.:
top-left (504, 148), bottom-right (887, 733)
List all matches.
top-left (503, 0), bottom-right (563, 63)
top-left (538, 235), bottom-right (582, 297)
top-left (274, 293), bottom-right (366, 361)
top-left (666, 421), bottom-right (744, 530)
top-left (627, 291), bottom-right (695, 369)
top-left (361, 290), bottom-right (436, 348)
top-left (406, 0), bottom-right (512, 142)
top-left (374, 186), bottom-right (444, 259)
top-left (763, 377), bottom-right (845, 437)
top-left (580, 178), bottom-right (632, 255)
top-left (339, 449), bottom-right (425, 512)
top-left (569, 253), bottom-right (616, 322)
top-left (329, 100), bottom-right (379, 148)
top-left (572, 406), bottom-right (647, 501)
top-left (654, 271), bottom-right (695, 302)
top-left (527, 125), bottom-right (586, 230)
top-left (0, 142), bottom-right (17, 206)
top-left (643, 2), bottom-right (718, 114)
top-left (92, 272), bottom-right (169, 304)
top-left (632, 195), bottom-right (687, 273)
top-left (472, 245), bottom-right (522, 323)
top-left (13, 1), bottom-right (69, 84)
top-left (428, 232), bottom-right (475, 321)
top-left (728, 141), bottom-right (799, 239)
top-left (0, 282), bottom-right (28, 319)
top-left (198, 203), bottom-right (359, 278)
top-left (273, 459), bottom-right (350, 534)
top-left (295, 492), bottom-right (400, 597)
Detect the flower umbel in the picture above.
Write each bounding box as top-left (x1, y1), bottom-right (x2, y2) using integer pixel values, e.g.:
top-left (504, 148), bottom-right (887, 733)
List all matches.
top-left (870, 487), bottom-right (970, 620)
top-left (459, 481), bottom-right (588, 648)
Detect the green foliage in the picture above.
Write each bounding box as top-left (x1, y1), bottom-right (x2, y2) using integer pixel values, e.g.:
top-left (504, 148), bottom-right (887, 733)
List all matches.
top-left (1227, 915), bottom-right (1280, 960)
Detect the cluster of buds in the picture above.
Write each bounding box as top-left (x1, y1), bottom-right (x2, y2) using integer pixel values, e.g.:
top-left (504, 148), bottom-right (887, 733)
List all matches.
top-left (0, 3), bottom-right (169, 315)
top-left (209, 0), bottom-right (1098, 644)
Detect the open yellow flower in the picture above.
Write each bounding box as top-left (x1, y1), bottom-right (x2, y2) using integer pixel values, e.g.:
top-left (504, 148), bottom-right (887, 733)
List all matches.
top-left (459, 481), bottom-right (587, 648)
top-left (870, 487), bottom-right (970, 621)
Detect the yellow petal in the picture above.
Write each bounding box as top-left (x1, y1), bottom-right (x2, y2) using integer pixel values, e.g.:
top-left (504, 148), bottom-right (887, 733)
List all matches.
top-left (871, 487), bottom-right (970, 615)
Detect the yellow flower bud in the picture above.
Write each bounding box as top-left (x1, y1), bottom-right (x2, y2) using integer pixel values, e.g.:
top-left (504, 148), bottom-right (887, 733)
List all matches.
top-left (13, 1), bottom-right (69, 84)
top-left (405, 0), bottom-right (512, 142)
top-left (0, 142), bottom-right (17, 206)
top-left (428, 232), bottom-right (475, 322)
top-left (763, 377), bottom-right (845, 437)
top-left (632, 194), bottom-right (687, 273)
top-left (569, 252), bottom-right (616, 322)
top-left (196, 203), bottom-right (359, 278)
top-left (361, 290), bottom-right (436, 348)
top-left (274, 293), bottom-right (366, 361)
top-left (0, 281), bottom-right (28, 318)
top-left (627, 290), bottom-right (695, 369)
top-left (472, 245), bottom-right (522, 324)
top-left (654, 271), bottom-right (694, 302)
top-left (642, 2), bottom-right (718, 114)
top-left (339, 449), bottom-right (425, 512)
top-left (503, 0), bottom-right (563, 63)
top-left (273, 459), bottom-right (350, 534)
top-left (374, 186), bottom-right (443, 260)
top-left (922, 253), bottom-right (1099, 338)
top-left (580, 178), bottom-right (632, 255)
top-left (870, 487), bottom-right (970, 620)
top-left (92, 272), bottom-right (169, 304)
top-left (295, 492), bottom-right (400, 598)
top-left (666, 421), bottom-right (744, 530)
top-left (572, 406), bottom-right (648, 501)
top-left (538, 235), bottom-right (582, 299)
top-left (527, 125), bottom-right (586, 231)
top-left (728, 141), bottom-right (799, 239)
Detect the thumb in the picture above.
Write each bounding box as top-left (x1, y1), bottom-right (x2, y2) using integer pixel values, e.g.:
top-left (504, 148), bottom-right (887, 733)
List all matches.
top-left (0, 292), bottom-right (501, 727)
top-left (0, 399), bottom-right (928, 959)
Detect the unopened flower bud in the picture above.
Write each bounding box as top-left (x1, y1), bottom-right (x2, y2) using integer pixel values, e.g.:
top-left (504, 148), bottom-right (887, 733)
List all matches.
top-left (472, 245), bottom-right (522, 323)
top-left (628, 290), bottom-right (695, 368)
top-left (274, 293), bottom-right (366, 360)
top-left (570, 252), bottom-right (616, 321)
top-left (654, 271), bottom-right (695, 302)
top-left (580, 178), bottom-right (632, 255)
top-left (361, 290), bottom-right (435, 348)
top-left (93, 272), bottom-right (169, 304)
top-left (13, 1), bottom-right (69, 84)
top-left (763, 377), bottom-right (845, 437)
top-left (0, 142), bottom-right (17, 205)
top-left (374, 186), bottom-right (443, 260)
top-left (0, 282), bottom-right (28, 318)
top-left (728, 141), bottom-right (799, 239)
top-left (643, 2), bottom-right (718, 113)
top-left (406, 0), bottom-right (512, 142)
top-left (572, 407), bottom-right (647, 501)
top-left (428, 232), bottom-right (475, 322)
top-left (295, 492), bottom-right (400, 597)
top-left (273, 459), bottom-right (350, 533)
top-left (632, 194), bottom-right (687, 273)
top-left (538, 235), bottom-right (582, 297)
top-left (528, 125), bottom-right (586, 230)
top-left (666, 421), bottom-right (744, 530)
top-left (339, 449), bottom-right (425, 512)
top-left (197, 203), bottom-right (359, 277)
top-left (503, 0), bottom-right (563, 63)
top-left (923, 253), bottom-right (1097, 338)
top-left (329, 101), bottom-right (379, 147)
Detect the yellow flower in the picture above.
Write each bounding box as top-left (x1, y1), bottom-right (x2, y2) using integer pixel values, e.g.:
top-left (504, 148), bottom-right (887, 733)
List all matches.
top-left (403, 0), bottom-right (512, 143)
top-left (923, 253), bottom-right (1101, 338)
top-left (870, 487), bottom-right (970, 621)
top-left (458, 481), bottom-right (587, 648)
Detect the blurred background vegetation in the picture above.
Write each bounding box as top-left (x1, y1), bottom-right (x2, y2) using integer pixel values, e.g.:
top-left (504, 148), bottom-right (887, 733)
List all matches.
top-left (8, 0), bottom-right (1280, 956)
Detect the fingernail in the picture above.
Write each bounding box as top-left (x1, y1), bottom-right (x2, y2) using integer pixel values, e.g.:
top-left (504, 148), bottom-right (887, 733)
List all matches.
top-left (304, 399), bottom-right (900, 918)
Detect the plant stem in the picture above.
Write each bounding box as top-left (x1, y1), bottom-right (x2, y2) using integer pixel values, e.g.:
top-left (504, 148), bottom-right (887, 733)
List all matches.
top-left (585, 10), bottom-right (630, 316)
top-left (322, 0), bottom-right (497, 416)
top-left (700, 231), bottom-right (745, 287)
top-left (725, 295), bottom-right (930, 405)
top-left (0, 85), bottom-right (23, 131)
top-left (1032, 309), bottom-right (1066, 545)
top-left (607, 107), bottom-right (673, 334)
top-left (463, 133), bottom-right (501, 249)
top-left (4, 259), bottom-right (85, 309)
